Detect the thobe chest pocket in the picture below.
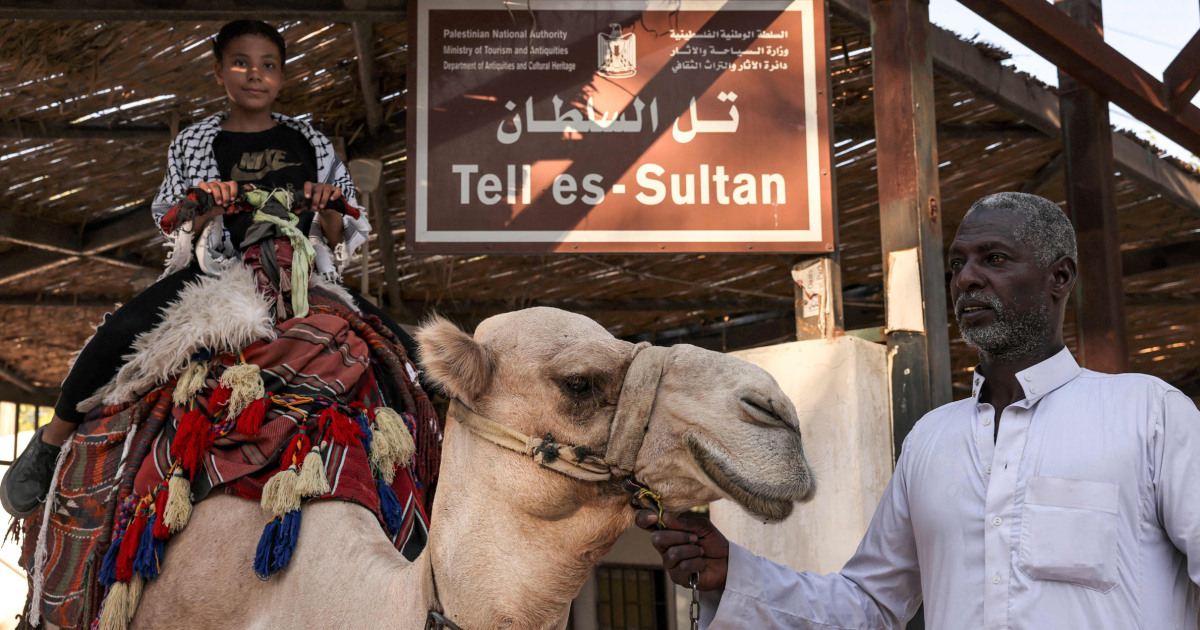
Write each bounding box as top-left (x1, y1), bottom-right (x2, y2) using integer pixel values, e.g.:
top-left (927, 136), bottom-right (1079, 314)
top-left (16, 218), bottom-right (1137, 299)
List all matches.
top-left (1016, 476), bottom-right (1120, 592)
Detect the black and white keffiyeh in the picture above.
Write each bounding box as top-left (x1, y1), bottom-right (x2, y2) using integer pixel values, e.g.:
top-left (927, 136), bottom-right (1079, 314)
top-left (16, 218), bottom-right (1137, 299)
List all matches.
top-left (151, 112), bottom-right (372, 279)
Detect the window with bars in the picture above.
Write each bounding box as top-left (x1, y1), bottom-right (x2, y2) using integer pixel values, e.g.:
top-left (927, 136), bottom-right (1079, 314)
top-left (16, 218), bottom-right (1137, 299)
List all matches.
top-left (595, 564), bottom-right (670, 630)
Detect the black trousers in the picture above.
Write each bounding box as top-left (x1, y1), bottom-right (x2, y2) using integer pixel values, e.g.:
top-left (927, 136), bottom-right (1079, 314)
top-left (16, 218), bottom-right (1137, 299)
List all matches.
top-left (55, 264), bottom-right (421, 423)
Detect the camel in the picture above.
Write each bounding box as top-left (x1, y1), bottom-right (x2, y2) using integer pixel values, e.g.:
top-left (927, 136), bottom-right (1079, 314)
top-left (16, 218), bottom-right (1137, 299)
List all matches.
top-left (130, 307), bottom-right (815, 629)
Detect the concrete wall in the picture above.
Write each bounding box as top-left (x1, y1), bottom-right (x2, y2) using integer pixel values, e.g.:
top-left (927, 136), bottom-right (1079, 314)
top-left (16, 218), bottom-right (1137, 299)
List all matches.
top-left (712, 335), bottom-right (892, 574)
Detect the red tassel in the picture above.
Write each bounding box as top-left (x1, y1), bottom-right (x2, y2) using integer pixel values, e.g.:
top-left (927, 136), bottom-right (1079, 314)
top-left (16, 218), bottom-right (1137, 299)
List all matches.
top-left (172, 409), bottom-right (214, 477)
top-left (209, 384), bottom-right (232, 411)
top-left (281, 433), bottom-right (312, 470)
top-left (152, 487), bottom-right (171, 540)
top-left (236, 397), bottom-right (270, 436)
top-left (116, 509), bottom-right (148, 581)
top-left (323, 409), bottom-right (362, 446)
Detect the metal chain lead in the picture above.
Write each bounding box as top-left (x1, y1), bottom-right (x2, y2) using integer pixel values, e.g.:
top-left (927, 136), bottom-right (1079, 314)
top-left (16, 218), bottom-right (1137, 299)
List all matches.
top-left (689, 572), bottom-right (700, 630)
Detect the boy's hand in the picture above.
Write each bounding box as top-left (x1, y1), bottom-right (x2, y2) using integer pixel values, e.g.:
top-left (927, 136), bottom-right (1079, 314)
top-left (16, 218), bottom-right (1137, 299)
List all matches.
top-left (636, 509), bottom-right (730, 591)
top-left (304, 182), bottom-right (343, 212)
top-left (196, 181), bottom-right (240, 210)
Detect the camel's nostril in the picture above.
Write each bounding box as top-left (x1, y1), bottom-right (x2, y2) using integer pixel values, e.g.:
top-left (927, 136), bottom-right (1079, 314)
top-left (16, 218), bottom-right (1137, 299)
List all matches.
top-left (740, 396), bottom-right (787, 428)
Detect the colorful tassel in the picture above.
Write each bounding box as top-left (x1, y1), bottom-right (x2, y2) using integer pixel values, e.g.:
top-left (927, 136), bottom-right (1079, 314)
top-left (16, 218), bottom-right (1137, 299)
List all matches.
top-left (296, 446), bottom-right (330, 498)
top-left (221, 363), bottom-right (264, 418)
top-left (125, 575), bottom-right (144, 623)
top-left (151, 486), bottom-right (170, 540)
top-left (172, 359), bottom-right (209, 406)
top-left (261, 466), bottom-right (301, 516)
top-left (208, 384), bottom-right (232, 411)
top-left (281, 432), bottom-right (312, 470)
top-left (99, 528), bottom-right (124, 587)
top-left (322, 408), bottom-right (362, 446)
top-left (133, 515), bottom-right (164, 580)
top-left (371, 407), bottom-right (415, 483)
top-left (115, 509), bottom-right (147, 582)
top-left (171, 409), bottom-right (213, 477)
top-left (163, 471), bottom-right (193, 533)
top-left (236, 397), bottom-right (270, 436)
top-left (253, 517), bottom-right (280, 579)
top-left (271, 509), bottom-right (302, 574)
top-left (377, 478), bottom-right (405, 535)
top-left (98, 581), bottom-right (130, 630)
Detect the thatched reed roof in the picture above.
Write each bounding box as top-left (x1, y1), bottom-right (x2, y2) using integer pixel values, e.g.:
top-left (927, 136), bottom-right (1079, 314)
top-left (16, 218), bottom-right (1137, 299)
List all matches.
top-left (1, 9), bottom-right (1199, 407)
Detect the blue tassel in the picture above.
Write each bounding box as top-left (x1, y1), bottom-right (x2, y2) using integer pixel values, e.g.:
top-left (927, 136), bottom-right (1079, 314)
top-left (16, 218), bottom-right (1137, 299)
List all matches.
top-left (253, 517), bottom-right (279, 579)
top-left (355, 413), bottom-right (373, 452)
top-left (270, 509), bottom-right (302, 574)
top-left (133, 514), bottom-right (164, 579)
top-left (377, 478), bottom-right (405, 535)
top-left (98, 528), bottom-right (124, 587)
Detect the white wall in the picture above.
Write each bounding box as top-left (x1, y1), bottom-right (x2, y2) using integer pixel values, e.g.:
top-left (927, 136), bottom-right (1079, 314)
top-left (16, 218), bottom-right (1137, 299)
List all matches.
top-left (712, 335), bottom-right (892, 574)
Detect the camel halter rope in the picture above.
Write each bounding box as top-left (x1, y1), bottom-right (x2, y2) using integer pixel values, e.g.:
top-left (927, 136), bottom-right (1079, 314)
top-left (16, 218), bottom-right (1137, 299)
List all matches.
top-left (425, 343), bottom-right (700, 630)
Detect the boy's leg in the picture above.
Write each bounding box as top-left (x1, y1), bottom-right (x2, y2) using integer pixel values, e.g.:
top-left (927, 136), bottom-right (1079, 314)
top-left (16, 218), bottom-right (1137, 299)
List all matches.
top-left (1, 263), bottom-right (204, 518)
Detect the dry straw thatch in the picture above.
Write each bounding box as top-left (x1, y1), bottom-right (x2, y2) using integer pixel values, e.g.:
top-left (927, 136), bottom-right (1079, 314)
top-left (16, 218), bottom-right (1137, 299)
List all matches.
top-left (1, 14), bottom-right (1198, 402)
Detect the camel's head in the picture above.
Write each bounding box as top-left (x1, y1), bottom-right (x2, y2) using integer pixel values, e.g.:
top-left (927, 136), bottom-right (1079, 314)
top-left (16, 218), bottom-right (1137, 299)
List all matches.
top-left (417, 307), bottom-right (814, 522)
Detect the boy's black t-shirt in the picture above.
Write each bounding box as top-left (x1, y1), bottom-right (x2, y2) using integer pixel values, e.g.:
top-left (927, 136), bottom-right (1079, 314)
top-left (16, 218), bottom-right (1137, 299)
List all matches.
top-left (213, 124), bottom-right (319, 249)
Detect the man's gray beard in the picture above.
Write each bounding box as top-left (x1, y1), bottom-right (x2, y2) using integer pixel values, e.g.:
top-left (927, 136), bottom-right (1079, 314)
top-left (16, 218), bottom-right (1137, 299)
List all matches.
top-left (956, 291), bottom-right (1050, 364)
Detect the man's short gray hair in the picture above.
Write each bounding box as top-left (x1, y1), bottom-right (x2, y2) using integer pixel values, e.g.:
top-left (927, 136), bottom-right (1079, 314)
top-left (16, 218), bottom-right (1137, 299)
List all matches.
top-left (964, 192), bottom-right (1077, 268)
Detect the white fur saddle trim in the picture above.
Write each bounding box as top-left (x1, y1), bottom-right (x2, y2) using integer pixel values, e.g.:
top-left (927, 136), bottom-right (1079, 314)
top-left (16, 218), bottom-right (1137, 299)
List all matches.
top-left (77, 263), bottom-right (277, 411)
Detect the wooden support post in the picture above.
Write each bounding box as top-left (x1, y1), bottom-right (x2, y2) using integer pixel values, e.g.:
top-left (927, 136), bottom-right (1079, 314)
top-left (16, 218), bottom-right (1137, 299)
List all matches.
top-left (351, 21), bottom-right (386, 137)
top-left (870, 0), bottom-right (953, 464)
top-left (1055, 0), bottom-right (1129, 373)
top-left (370, 186), bottom-right (413, 324)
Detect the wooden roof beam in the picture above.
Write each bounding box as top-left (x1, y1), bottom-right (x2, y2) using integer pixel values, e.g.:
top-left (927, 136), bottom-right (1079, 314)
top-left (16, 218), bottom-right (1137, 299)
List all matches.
top-left (0, 121), bottom-right (170, 142)
top-left (0, 293), bottom-right (121, 308)
top-left (954, 0), bottom-right (1200, 157)
top-left (829, 0), bottom-right (1200, 217)
top-left (0, 0), bottom-right (404, 21)
top-left (1164, 29), bottom-right (1200, 113)
top-left (0, 382), bottom-right (58, 408)
top-left (0, 206), bottom-right (160, 284)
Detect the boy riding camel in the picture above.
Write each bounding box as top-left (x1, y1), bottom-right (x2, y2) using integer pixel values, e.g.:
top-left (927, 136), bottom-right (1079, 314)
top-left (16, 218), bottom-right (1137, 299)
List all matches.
top-left (3, 20), bottom-right (415, 519)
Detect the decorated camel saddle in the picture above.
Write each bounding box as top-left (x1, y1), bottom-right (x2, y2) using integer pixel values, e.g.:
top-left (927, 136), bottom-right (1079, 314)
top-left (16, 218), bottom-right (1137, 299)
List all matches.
top-left (13, 188), bottom-right (439, 629)
top-left (15, 187), bottom-right (817, 629)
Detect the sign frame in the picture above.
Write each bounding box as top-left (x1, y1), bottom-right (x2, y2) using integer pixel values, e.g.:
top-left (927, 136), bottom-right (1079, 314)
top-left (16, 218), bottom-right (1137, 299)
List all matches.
top-left (406, 0), bottom-right (834, 254)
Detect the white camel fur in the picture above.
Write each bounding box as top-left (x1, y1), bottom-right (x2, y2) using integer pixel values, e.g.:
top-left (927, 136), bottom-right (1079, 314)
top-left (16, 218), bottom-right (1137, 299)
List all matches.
top-left (131, 307), bottom-right (815, 629)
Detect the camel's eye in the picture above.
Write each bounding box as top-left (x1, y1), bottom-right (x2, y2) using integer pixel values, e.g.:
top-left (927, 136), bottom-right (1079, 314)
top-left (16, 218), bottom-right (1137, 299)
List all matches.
top-left (562, 375), bottom-right (593, 397)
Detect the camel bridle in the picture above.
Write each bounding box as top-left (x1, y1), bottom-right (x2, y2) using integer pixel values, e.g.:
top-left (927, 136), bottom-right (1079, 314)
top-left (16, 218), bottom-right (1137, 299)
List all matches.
top-left (426, 342), bottom-right (675, 630)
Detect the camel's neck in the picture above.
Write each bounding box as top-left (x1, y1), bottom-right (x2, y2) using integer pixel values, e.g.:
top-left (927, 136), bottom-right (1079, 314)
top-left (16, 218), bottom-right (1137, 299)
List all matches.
top-left (416, 420), bottom-right (633, 629)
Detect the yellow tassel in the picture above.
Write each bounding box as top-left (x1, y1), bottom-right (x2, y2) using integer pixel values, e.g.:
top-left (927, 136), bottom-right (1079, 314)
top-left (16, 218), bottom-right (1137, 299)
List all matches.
top-left (296, 446), bottom-right (331, 498)
top-left (261, 466), bottom-right (302, 516)
top-left (370, 407), bottom-right (415, 484)
top-left (220, 363), bottom-right (264, 417)
top-left (98, 581), bottom-right (130, 630)
top-left (172, 360), bottom-right (209, 406)
top-left (164, 471), bottom-right (193, 533)
top-left (125, 575), bottom-right (144, 623)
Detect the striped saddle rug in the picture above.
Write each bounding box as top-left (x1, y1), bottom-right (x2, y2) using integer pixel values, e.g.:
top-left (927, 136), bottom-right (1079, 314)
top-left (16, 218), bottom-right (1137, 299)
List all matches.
top-left (13, 278), bottom-right (440, 629)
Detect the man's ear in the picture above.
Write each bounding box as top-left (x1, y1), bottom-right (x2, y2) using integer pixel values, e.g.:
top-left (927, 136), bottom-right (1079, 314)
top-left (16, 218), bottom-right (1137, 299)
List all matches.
top-left (415, 315), bottom-right (494, 407)
top-left (1048, 255), bottom-right (1077, 301)
top-left (214, 61), bottom-right (225, 86)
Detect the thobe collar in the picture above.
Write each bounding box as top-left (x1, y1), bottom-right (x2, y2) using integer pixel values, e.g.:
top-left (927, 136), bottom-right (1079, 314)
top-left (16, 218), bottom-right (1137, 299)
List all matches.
top-left (970, 346), bottom-right (1081, 406)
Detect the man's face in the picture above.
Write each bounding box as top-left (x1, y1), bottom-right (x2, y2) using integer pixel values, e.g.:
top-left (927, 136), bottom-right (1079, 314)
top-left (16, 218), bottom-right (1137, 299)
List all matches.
top-left (947, 207), bottom-right (1054, 363)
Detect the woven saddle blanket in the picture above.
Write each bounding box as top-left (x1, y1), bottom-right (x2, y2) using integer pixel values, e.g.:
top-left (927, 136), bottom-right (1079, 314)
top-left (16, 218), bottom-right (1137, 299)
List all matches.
top-left (16, 264), bottom-right (440, 629)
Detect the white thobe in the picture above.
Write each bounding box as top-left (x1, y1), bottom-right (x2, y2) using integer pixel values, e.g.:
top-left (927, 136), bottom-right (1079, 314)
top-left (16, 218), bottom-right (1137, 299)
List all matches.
top-left (702, 348), bottom-right (1200, 629)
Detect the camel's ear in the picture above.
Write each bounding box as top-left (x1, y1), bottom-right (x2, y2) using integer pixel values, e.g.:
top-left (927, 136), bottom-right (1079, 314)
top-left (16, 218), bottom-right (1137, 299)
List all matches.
top-left (415, 315), bottom-right (494, 405)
